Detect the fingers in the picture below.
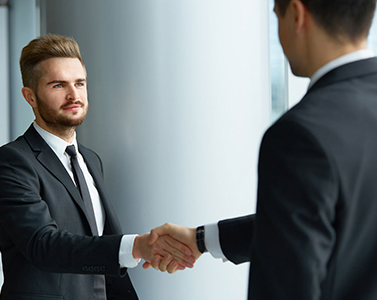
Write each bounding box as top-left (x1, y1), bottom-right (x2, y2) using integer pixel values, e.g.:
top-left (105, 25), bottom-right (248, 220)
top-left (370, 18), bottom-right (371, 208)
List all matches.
top-left (164, 234), bottom-right (192, 256)
top-left (175, 263), bottom-right (186, 271)
top-left (150, 254), bottom-right (162, 270)
top-left (142, 261), bottom-right (152, 269)
top-left (166, 260), bottom-right (179, 274)
top-left (159, 254), bottom-right (173, 272)
top-left (144, 223), bottom-right (202, 274)
top-left (154, 255), bottom-right (182, 274)
top-left (153, 235), bottom-right (195, 267)
top-left (158, 255), bottom-right (186, 274)
top-left (143, 255), bottom-right (186, 274)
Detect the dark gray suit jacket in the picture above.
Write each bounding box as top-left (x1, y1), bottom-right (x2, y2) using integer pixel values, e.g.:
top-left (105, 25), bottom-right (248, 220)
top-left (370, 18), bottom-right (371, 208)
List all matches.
top-left (0, 125), bottom-right (138, 300)
top-left (219, 57), bottom-right (377, 300)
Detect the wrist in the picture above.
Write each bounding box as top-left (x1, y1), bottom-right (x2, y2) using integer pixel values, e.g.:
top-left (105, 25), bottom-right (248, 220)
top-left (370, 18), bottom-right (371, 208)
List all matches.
top-left (132, 235), bottom-right (143, 260)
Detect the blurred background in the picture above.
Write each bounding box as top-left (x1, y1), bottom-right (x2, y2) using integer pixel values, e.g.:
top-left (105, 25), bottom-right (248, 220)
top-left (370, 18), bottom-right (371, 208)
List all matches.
top-left (1, 0), bottom-right (376, 299)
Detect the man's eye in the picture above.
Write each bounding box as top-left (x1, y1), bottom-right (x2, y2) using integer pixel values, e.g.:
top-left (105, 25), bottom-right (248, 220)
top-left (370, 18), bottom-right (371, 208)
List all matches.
top-left (76, 83), bottom-right (84, 87)
top-left (54, 84), bottom-right (63, 88)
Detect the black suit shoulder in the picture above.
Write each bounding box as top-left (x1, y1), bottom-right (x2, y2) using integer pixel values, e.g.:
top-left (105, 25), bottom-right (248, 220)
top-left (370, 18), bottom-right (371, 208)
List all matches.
top-left (0, 126), bottom-right (123, 276)
top-left (248, 58), bottom-right (377, 299)
top-left (0, 125), bottom-right (137, 299)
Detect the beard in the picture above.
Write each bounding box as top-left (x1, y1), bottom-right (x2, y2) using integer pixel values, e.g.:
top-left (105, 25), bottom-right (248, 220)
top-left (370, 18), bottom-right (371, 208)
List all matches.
top-left (35, 93), bottom-right (88, 131)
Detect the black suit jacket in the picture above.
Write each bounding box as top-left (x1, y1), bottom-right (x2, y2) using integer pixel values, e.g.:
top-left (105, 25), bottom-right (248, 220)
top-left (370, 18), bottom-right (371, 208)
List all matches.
top-left (219, 57), bottom-right (377, 300)
top-left (0, 125), bottom-right (138, 300)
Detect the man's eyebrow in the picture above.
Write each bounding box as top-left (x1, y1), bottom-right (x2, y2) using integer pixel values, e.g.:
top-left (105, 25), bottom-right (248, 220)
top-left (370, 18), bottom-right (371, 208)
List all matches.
top-left (46, 78), bottom-right (87, 85)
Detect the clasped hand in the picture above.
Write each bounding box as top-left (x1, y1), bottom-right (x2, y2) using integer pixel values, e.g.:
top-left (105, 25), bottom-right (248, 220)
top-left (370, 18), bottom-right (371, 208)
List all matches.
top-left (133, 223), bottom-right (202, 274)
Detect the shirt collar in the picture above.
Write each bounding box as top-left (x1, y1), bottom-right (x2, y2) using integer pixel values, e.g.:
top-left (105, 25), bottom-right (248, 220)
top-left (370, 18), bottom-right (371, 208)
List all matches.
top-left (308, 49), bottom-right (375, 90)
top-left (33, 121), bottom-right (78, 159)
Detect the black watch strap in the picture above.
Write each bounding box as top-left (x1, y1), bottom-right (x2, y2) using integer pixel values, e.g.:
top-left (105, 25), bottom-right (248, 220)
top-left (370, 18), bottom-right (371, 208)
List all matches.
top-left (196, 226), bottom-right (208, 253)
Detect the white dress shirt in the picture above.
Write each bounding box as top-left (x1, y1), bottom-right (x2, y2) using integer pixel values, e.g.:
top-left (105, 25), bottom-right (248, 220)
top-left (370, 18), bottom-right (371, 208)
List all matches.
top-left (205, 48), bottom-right (376, 261)
top-left (33, 122), bottom-right (139, 268)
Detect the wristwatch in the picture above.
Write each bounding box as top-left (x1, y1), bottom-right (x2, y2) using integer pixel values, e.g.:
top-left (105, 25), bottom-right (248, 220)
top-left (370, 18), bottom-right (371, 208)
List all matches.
top-left (196, 226), bottom-right (208, 253)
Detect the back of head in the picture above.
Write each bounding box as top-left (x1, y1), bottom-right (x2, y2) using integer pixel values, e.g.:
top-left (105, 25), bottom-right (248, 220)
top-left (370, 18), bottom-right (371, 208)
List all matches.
top-left (20, 35), bottom-right (84, 93)
top-left (275, 0), bottom-right (377, 43)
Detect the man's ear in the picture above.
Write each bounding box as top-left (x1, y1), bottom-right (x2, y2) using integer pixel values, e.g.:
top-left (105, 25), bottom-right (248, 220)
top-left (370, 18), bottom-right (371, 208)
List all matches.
top-left (22, 87), bottom-right (37, 108)
top-left (291, 0), bottom-right (309, 34)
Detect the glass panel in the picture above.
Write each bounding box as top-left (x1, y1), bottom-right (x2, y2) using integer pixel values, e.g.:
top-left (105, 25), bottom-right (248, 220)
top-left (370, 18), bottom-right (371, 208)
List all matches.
top-left (269, 0), bottom-right (287, 122)
top-left (368, 10), bottom-right (377, 52)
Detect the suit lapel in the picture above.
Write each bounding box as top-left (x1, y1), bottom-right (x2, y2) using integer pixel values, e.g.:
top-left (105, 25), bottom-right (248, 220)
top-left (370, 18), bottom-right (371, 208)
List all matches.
top-left (79, 144), bottom-right (123, 235)
top-left (24, 125), bottom-right (122, 236)
top-left (23, 126), bottom-right (95, 234)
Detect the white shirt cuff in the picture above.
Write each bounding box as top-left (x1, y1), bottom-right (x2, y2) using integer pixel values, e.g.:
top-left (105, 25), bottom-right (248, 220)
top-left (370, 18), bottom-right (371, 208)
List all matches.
top-left (204, 223), bottom-right (228, 261)
top-left (119, 234), bottom-right (141, 268)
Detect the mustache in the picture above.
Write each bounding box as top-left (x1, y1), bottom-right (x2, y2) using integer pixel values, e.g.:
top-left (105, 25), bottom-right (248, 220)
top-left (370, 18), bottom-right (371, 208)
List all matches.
top-left (61, 101), bottom-right (85, 109)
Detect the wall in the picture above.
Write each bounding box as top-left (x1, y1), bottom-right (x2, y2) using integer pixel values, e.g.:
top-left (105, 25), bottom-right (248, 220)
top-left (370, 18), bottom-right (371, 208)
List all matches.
top-left (8, 0), bottom-right (37, 140)
top-left (43, 1), bottom-right (270, 299)
top-left (0, 5), bottom-right (9, 147)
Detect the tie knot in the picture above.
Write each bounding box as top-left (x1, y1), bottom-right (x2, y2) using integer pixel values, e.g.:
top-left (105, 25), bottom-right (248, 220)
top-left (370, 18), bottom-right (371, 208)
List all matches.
top-left (65, 145), bottom-right (77, 157)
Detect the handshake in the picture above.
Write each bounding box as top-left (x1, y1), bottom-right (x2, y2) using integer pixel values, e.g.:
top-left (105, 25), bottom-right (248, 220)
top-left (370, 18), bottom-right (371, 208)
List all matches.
top-left (133, 223), bottom-right (203, 274)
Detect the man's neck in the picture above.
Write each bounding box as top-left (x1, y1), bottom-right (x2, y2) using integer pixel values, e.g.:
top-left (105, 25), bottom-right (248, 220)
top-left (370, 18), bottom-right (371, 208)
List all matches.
top-left (305, 35), bottom-right (368, 77)
top-left (34, 120), bottom-right (76, 143)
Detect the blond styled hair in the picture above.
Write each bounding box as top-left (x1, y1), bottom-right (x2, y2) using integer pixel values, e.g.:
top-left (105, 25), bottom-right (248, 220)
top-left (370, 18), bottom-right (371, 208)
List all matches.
top-left (19, 35), bottom-right (85, 93)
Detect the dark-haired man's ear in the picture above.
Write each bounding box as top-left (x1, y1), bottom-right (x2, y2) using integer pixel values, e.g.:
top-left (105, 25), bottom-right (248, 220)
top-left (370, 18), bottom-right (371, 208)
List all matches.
top-left (22, 87), bottom-right (38, 108)
top-left (291, 0), bottom-right (309, 34)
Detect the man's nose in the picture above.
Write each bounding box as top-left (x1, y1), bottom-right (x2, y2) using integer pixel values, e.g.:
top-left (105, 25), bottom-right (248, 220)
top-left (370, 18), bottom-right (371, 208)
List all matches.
top-left (66, 85), bottom-right (80, 100)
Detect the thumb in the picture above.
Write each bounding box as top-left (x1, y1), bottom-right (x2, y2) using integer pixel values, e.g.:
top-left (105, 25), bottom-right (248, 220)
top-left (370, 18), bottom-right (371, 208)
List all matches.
top-left (148, 223), bottom-right (173, 245)
top-left (142, 262), bottom-right (152, 269)
top-left (148, 231), bottom-right (159, 246)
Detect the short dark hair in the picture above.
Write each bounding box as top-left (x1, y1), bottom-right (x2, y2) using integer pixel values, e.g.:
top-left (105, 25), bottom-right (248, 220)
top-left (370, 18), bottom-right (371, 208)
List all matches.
top-left (20, 35), bottom-right (85, 93)
top-left (275, 0), bottom-right (377, 42)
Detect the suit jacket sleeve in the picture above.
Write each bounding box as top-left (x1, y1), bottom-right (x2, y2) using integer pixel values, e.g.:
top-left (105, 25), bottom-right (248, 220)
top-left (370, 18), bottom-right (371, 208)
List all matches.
top-left (249, 119), bottom-right (337, 299)
top-left (0, 143), bottom-right (125, 277)
top-left (218, 214), bottom-right (254, 264)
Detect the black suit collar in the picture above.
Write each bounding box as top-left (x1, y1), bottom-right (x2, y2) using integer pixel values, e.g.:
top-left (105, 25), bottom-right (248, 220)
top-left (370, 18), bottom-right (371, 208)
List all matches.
top-left (309, 57), bottom-right (377, 93)
top-left (23, 125), bottom-right (102, 235)
top-left (23, 125), bottom-right (123, 235)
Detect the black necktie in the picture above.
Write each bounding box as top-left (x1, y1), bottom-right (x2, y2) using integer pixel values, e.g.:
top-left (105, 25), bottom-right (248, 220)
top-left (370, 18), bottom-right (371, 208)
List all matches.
top-left (66, 145), bottom-right (106, 299)
top-left (65, 145), bottom-right (98, 236)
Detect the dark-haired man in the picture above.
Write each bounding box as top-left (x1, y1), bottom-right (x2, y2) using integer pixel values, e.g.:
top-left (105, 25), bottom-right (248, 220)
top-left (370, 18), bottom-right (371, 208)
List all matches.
top-left (149, 0), bottom-right (377, 299)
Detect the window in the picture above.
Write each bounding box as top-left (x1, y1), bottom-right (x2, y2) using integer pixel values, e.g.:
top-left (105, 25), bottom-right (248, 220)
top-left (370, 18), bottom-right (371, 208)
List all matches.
top-left (368, 12), bottom-right (377, 52)
top-left (269, 0), bottom-right (287, 122)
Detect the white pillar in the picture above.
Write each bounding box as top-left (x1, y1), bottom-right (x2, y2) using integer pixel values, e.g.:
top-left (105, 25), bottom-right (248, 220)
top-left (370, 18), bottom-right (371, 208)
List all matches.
top-left (43, 1), bottom-right (270, 299)
top-left (0, 3), bottom-right (9, 288)
top-left (2, 0), bottom-right (40, 287)
top-left (0, 5), bottom-right (9, 147)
